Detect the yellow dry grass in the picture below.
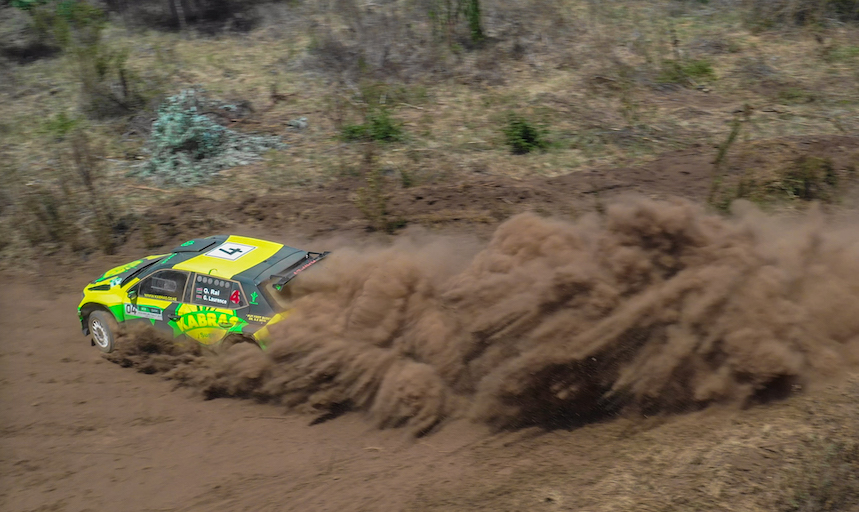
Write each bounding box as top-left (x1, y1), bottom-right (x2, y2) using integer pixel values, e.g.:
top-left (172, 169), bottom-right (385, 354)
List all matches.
top-left (1, 0), bottom-right (858, 260)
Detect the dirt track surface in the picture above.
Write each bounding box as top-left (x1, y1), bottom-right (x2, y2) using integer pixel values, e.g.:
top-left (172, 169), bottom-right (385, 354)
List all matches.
top-left (3, 137), bottom-right (859, 511)
top-left (2, 274), bottom-right (858, 512)
top-left (3, 210), bottom-right (859, 511)
top-left (0, 279), bottom-right (493, 511)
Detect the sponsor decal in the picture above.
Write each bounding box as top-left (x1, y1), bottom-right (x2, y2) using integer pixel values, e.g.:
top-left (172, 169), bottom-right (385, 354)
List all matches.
top-left (205, 242), bottom-right (256, 261)
top-left (124, 303), bottom-right (163, 321)
top-left (291, 258), bottom-right (320, 276)
top-left (181, 240), bottom-right (195, 247)
top-left (177, 311), bottom-right (242, 331)
top-left (168, 304), bottom-right (250, 345)
top-left (109, 276), bottom-right (122, 287)
top-left (249, 291), bottom-right (259, 305)
top-left (193, 275), bottom-right (241, 307)
top-left (141, 293), bottom-right (178, 302)
top-left (196, 286), bottom-right (228, 305)
top-left (247, 314), bottom-right (272, 323)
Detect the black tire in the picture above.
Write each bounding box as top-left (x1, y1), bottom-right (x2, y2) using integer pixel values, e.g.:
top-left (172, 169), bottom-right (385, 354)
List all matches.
top-left (88, 310), bottom-right (118, 353)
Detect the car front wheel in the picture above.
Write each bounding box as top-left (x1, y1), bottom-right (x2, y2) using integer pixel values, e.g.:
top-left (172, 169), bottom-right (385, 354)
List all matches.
top-left (89, 311), bottom-right (118, 353)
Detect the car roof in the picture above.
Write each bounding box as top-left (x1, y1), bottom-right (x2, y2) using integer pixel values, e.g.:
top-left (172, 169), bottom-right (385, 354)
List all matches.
top-left (168, 235), bottom-right (298, 280)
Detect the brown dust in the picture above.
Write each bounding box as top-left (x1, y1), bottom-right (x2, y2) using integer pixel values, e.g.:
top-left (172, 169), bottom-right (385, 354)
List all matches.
top-left (108, 197), bottom-right (859, 435)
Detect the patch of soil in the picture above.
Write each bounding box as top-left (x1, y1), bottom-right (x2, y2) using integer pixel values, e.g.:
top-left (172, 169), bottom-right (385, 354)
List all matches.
top-left (3, 134), bottom-right (859, 511)
top-left (122, 135), bottom-right (859, 256)
top-left (1, 278), bottom-right (858, 512)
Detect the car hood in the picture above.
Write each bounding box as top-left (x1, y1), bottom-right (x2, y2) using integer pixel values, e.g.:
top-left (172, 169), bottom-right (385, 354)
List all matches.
top-left (89, 254), bottom-right (167, 286)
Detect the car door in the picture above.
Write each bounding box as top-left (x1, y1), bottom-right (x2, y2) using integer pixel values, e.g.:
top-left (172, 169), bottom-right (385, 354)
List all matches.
top-left (125, 269), bottom-right (190, 336)
top-left (168, 273), bottom-right (250, 346)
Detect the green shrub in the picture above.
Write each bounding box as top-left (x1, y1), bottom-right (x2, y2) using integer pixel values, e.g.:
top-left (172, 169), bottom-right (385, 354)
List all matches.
top-left (502, 113), bottom-right (548, 154)
top-left (777, 87), bottom-right (814, 104)
top-left (428, 0), bottom-right (484, 44)
top-left (39, 112), bottom-right (84, 141)
top-left (10, 0), bottom-right (50, 10)
top-left (823, 45), bottom-right (859, 61)
top-left (658, 59), bottom-right (716, 84)
top-left (341, 109), bottom-right (404, 143)
top-left (132, 88), bottom-right (285, 185)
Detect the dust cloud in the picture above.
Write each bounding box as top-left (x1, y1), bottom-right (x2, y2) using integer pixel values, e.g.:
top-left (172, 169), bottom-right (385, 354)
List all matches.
top-left (109, 197), bottom-right (859, 435)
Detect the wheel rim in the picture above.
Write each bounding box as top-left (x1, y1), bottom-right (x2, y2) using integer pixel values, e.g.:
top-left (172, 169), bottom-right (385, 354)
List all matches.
top-left (91, 319), bottom-right (110, 348)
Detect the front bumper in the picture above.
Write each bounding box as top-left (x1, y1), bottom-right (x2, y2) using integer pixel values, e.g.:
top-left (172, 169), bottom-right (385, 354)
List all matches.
top-left (79, 312), bottom-right (90, 336)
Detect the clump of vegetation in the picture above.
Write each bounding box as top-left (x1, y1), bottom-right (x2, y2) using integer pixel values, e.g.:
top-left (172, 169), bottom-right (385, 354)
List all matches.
top-left (14, 0), bottom-right (150, 118)
top-left (341, 108), bottom-right (404, 143)
top-left (747, 0), bottom-right (859, 29)
top-left (777, 156), bottom-right (838, 200)
top-left (502, 113), bottom-right (548, 154)
top-left (39, 112), bottom-right (84, 141)
top-left (712, 153), bottom-right (841, 210)
top-left (132, 88), bottom-right (284, 186)
top-left (778, 438), bottom-right (859, 512)
top-left (339, 82), bottom-right (407, 143)
top-left (355, 165), bottom-right (390, 231)
top-left (822, 44), bottom-right (859, 62)
top-left (17, 130), bottom-right (126, 254)
top-left (354, 143), bottom-right (403, 232)
top-left (657, 58), bottom-right (716, 85)
top-left (428, 0), bottom-right (485, 44)
top-left (777, 87), bottom-right (815, 104)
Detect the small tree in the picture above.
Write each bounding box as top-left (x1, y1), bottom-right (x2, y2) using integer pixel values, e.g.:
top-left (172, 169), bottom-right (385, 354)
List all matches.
top-left (428, 0), bottom-right (484, 45)
top-left (502, 113), bottom-right (549, 154)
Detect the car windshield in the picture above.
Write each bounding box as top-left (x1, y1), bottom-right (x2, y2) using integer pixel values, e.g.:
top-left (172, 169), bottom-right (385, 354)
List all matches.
top-left (120, 258), bottom-right (164, 287)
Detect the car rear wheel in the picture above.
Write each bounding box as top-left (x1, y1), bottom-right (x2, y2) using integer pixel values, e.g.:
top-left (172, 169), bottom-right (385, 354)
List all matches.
top-left (89, 311), bottom-right (118, 353)
top-left (204, 334), bottom-right (256, 355)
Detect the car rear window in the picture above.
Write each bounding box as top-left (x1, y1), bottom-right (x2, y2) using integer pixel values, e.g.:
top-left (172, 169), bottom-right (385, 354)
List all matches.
top-left (192, 274), bottom-right (246, 309)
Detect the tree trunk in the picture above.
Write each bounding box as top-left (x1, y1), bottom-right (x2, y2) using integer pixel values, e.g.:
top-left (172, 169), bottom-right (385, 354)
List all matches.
top-left (169, 0), bottom-right (187, 31)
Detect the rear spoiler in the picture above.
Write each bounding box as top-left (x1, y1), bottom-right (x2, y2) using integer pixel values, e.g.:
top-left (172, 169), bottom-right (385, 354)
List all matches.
top-left (271, 251), bottom-right (330, 290)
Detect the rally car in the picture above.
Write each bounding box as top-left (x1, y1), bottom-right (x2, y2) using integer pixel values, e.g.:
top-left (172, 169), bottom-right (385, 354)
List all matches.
top-left (78, 235), bottom-right (329, 353)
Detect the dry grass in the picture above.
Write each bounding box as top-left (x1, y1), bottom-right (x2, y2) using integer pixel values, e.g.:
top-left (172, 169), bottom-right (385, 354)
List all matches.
top-left (1, 0), bottom-right (859, 262)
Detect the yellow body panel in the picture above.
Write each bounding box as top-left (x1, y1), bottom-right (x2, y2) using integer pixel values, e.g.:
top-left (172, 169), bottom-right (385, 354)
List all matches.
top-left (172, 303), bottom-right (246, 345)
top-left (172, 235), bottom-right (284, 279)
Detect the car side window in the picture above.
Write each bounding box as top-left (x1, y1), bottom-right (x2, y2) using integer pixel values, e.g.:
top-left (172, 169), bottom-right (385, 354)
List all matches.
top-left (138, 270), bottom-right (189, 302)
top-left (191, 274), bottom-right (246, 309)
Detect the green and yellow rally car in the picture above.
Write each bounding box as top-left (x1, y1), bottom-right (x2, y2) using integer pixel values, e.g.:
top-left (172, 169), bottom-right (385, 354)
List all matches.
top-left (78, 235), bottom-right (329, 353)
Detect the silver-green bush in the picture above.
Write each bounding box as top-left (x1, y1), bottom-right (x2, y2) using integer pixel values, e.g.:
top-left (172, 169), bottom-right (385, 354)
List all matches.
top-left (132, 88), bottom-right (285, 185)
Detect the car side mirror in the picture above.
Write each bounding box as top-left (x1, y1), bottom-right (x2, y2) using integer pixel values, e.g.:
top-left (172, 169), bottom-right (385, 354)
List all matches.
top-left (127, 289), bottom-right (138, 300)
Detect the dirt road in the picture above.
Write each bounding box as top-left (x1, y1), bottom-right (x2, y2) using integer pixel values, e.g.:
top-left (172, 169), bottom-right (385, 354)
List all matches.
top-left (3, 220), bottom-right (859, 511)
top-left (0, 277), bottom-right (505, 512)
top-left (3, 274), bottom-right (858, 512)
top-left (3, 139), bottom-right (859, 511)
